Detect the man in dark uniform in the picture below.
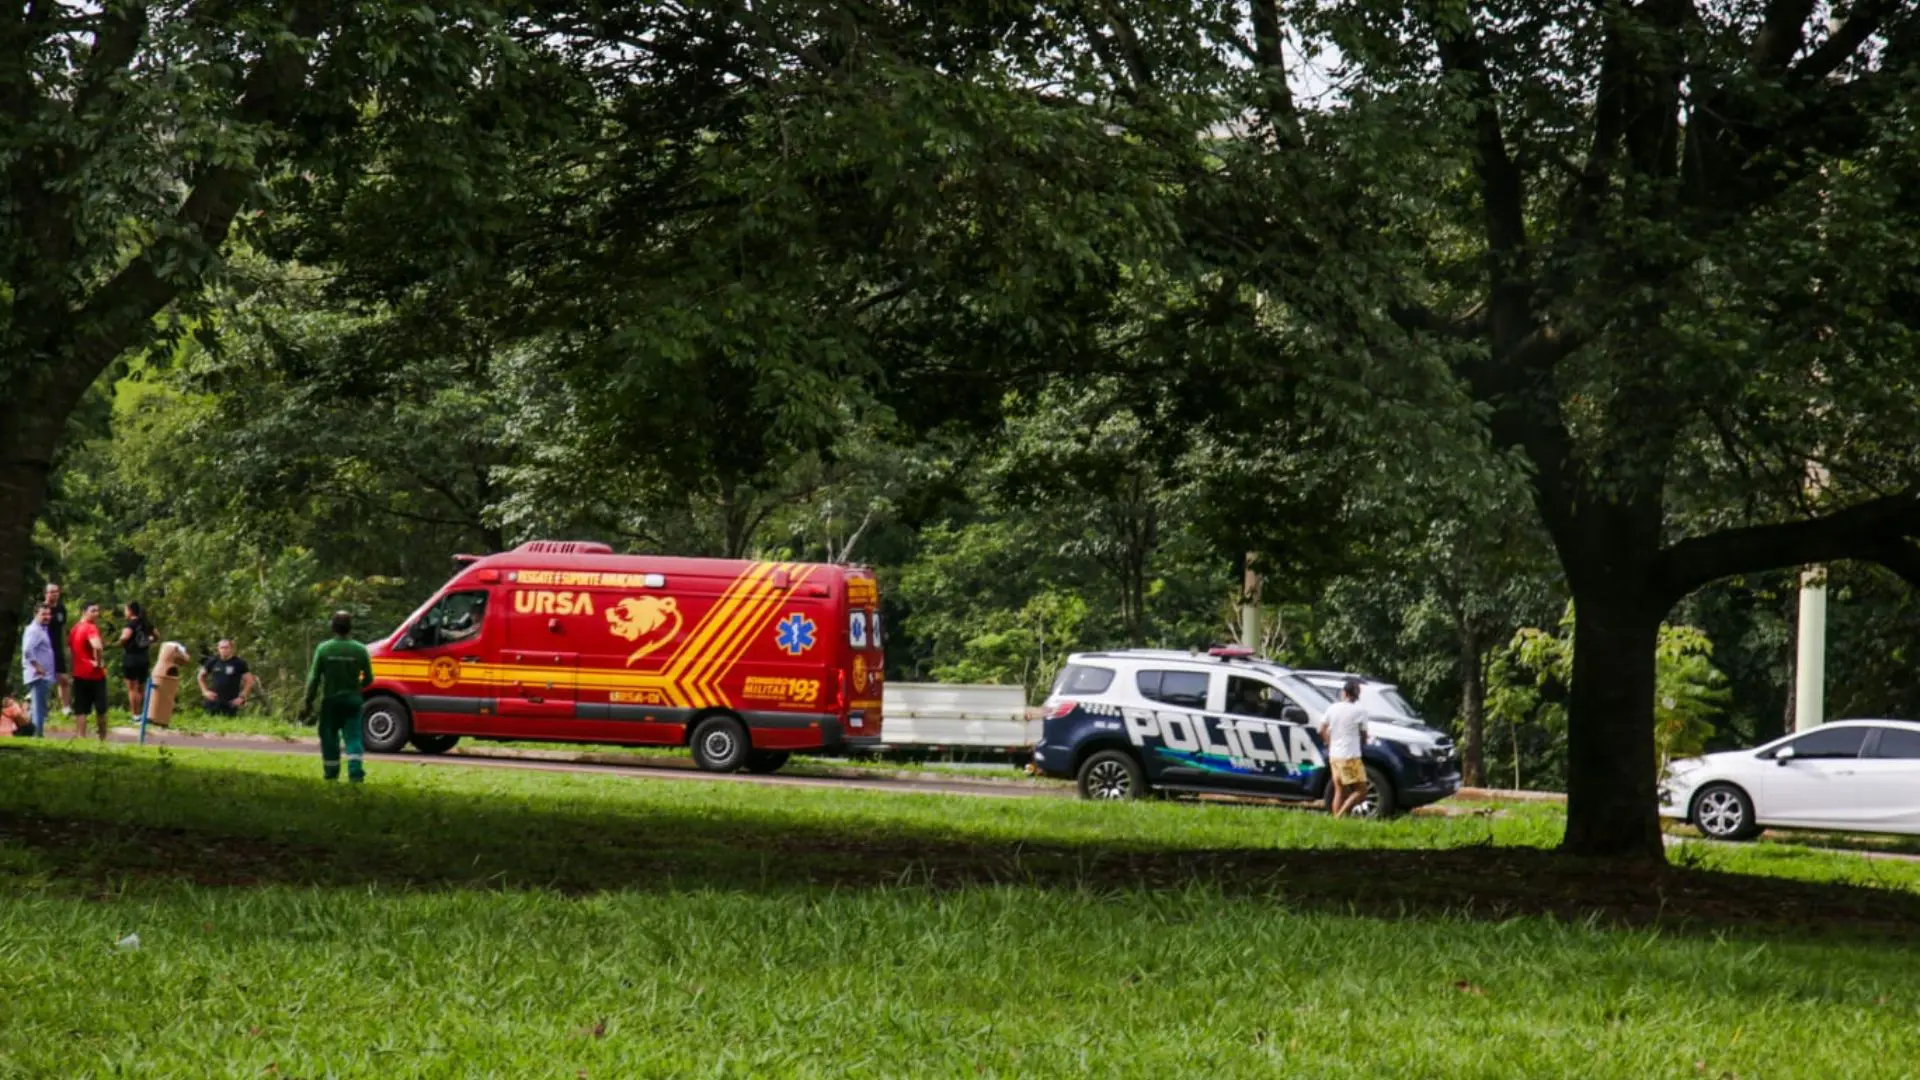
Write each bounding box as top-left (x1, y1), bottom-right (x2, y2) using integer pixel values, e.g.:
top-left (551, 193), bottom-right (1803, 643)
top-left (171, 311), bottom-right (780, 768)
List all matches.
top-left (198, 640), bottom-right (259, 715)
top-left (44, 582), bottom-right (69, 714)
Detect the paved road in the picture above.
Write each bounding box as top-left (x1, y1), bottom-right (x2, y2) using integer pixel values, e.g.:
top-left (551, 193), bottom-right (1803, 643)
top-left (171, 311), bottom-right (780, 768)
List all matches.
top-left (41, 728), bottom-right (1063, 800)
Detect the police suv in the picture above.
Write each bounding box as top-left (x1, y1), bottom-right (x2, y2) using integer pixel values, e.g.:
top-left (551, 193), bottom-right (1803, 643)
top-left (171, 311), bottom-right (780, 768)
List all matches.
top-left (1032, 648), bottom-right (1461, 816)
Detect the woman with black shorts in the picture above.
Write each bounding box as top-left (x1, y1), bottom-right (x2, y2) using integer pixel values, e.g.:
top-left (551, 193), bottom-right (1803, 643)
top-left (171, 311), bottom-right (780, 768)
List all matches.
top-left (118, 602), bottom-right (156, 717)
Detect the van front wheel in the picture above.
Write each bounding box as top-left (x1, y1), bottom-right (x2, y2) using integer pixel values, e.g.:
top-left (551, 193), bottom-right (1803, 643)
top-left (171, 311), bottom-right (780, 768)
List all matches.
top-left (361, 696), bottom-right (412, 755)
top-left (690, 715), bottom-right (750, 773)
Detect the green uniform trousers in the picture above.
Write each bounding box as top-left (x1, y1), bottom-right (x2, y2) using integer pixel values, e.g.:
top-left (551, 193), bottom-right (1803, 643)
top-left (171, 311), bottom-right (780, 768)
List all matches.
top-left (318, 700), bottom-right (365, 782)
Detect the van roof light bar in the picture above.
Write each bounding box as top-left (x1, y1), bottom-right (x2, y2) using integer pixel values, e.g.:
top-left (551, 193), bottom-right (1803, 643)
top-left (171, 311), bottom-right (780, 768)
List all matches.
top-left (514, 540), bottom-right (615, 555)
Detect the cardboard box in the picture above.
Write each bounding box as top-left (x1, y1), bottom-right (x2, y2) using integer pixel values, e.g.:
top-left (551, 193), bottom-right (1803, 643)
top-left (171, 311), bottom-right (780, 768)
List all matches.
top-left (145, 643), bottom-right (192, 728)
top-left (146, 674), bottom-right (180, 728)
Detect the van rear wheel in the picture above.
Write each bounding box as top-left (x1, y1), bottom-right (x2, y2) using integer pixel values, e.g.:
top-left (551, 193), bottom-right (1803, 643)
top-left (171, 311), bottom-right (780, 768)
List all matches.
top-left (361, 696), bottom-right (412, 755)
top-left (690, 715), bottom-right (750, 773)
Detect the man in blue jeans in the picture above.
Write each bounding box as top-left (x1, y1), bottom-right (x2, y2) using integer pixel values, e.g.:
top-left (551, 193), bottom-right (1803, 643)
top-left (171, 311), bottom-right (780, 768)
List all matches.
top-left (19, 602), bottom-right (56, 736)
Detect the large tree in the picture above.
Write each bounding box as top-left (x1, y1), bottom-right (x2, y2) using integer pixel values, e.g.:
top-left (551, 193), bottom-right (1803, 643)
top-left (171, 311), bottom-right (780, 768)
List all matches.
top-left (1047, 0), bottom-right (1920, 857)
top-left (0, 0), bottom-right (527, 672)
top-left (1371, 0), bottom-right (1920, 857)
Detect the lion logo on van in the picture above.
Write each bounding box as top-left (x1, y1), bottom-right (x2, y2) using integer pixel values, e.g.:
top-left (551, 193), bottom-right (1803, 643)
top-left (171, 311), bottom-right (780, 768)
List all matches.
top-left (605, 596), bottom-right (683, 666)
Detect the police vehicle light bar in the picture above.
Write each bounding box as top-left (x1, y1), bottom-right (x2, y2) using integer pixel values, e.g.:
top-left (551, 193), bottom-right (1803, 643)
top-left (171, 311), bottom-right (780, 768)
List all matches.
top-left (1208, 645), bottom-right (1255, 659)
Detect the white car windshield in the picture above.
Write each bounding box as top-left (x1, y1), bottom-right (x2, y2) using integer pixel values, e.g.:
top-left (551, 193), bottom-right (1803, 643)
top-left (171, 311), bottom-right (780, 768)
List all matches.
top-left (1381, 688), bottom-right (1422, 720)
top-left (1279, 676), bottom-right (1334, 707)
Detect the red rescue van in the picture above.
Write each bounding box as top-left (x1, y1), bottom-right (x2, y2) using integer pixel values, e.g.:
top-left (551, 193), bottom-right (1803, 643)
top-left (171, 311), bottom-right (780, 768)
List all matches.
top-left (361, 541), bottom-right (886, 773)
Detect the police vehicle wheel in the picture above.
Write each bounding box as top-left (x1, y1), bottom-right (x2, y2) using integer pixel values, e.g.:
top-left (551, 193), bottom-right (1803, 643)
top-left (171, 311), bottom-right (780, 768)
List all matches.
top-left (1077, 750), bottom-right (1144, 801)
top-left (744, 750), bottom-right (790, 774)
top-left (410, 734), bottom-right (460, 755)
top-left (1691, 783), bottom-right (1760, 841)
top-left (361, 696), bottom-right (412, 755)
top-left (1337, 765), bottom-right (1398, 819)
top-left (690, 715), bottom-right (750, 773)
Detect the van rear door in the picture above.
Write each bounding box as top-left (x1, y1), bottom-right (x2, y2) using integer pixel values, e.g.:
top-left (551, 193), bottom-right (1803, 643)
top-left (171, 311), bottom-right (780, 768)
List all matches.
top-left (844, 572), bottom-right (884, 739)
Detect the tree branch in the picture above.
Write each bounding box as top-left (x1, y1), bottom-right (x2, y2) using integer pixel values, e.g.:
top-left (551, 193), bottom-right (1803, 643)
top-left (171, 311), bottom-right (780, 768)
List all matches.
top-left (1750, 0), bottom-right (1817, 74)
top-left (1097, 0), bottom-right (1157, 93)
top-left (57, 0), bottom-right (333, 413)
top-left (1654, 490), bottom-right (1920, 601)
top-left (1248, 0), bottom-right (1302, 146)
top-left (1792, 0), bottom-right (1891, 82)
top-left (1434, 23), bottom-right (1527, 262)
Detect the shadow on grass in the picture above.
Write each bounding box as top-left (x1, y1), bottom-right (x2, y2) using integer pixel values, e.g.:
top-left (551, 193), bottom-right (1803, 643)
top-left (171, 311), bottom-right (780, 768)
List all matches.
top-left (5, 745), bottom-right (1919, 938)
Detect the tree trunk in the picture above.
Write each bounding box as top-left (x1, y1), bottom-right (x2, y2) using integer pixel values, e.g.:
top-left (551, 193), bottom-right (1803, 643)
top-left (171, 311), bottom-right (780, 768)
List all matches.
top-left (1458, 618), bottom-right (1487, 787)
top-left (1560, 591), bottom-right (1666, 859)
top-left (0, 431), bottom-right (57, 689)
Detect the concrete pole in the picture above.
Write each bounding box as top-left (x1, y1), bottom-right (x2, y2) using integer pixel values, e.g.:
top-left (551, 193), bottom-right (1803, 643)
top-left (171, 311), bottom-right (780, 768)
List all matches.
top-left (1794, 566), bottom-right (1827, 732)
top-left (1240, 553), bottom-right (1262, 651)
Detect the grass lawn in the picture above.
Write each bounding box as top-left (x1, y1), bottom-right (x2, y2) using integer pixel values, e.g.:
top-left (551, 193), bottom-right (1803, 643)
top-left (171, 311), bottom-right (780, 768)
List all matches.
top-left (4, 742), bottom-right (1920, 1077)
top-left (146, 708), bottom-right (1048, 780)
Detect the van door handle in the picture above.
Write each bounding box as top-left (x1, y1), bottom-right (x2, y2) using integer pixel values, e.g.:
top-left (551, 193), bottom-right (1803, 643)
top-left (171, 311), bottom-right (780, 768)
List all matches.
top-left (460, 656), bottom-right (482, 663)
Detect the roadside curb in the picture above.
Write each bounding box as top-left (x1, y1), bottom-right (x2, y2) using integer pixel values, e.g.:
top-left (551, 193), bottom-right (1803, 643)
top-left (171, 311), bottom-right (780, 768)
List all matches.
top-left (1455, 786), bottom-right (1566, 804)
top-left (101, 726), bottom-right (1066, 791)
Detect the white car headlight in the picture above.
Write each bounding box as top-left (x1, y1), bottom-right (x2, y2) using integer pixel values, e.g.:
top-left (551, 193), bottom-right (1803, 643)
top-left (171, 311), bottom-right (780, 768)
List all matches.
top-left (1664, 758), bottom-right (1707, 780)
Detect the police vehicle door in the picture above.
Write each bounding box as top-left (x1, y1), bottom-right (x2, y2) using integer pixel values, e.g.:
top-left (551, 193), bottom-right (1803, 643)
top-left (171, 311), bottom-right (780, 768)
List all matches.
top-left (1219, 675), bottom-right (1322, 799)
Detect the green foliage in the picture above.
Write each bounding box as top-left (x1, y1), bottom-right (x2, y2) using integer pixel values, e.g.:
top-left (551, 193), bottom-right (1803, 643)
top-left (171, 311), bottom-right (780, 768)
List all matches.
top-left (4, 747), bottom-right (1920, 1075)
top-left (1487, 606), bottom-right (1733, 788)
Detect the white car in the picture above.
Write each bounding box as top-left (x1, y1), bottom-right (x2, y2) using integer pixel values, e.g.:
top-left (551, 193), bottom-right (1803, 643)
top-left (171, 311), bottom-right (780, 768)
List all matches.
top-left (1659, 720), bottom-right (1920, 841)
top-left (1296, 670), bottom-right (1433, 729)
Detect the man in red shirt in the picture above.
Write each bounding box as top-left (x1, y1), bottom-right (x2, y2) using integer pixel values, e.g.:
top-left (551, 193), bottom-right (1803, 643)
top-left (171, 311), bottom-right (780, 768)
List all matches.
top-left (68, 603), bottom-right (108, 741)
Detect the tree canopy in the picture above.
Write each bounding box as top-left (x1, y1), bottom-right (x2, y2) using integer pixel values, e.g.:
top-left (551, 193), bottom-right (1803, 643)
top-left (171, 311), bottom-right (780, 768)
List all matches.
top-left (8, 0), bottom-right (1920, 861)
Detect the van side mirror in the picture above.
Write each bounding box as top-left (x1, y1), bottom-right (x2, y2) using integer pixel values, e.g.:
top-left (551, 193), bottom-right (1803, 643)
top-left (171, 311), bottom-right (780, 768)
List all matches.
top-left (1281, 705), bottom-right (1308, 725)
top-left (1775, 745), bottom-right (1796, 766)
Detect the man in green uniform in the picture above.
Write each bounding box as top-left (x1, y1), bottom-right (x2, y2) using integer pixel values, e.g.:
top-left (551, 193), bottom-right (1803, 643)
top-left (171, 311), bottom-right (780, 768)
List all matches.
top-left (300, 611), bottom-right (375, 782)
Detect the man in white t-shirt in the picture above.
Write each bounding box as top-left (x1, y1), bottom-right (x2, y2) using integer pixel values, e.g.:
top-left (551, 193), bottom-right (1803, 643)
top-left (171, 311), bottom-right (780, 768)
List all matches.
top-left (1318, 678), bottom-right (1371, 818)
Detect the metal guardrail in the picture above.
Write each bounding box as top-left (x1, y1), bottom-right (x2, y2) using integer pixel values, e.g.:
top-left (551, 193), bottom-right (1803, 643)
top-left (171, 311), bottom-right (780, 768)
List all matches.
top-left (881, 683), bottom-right (1038, 752)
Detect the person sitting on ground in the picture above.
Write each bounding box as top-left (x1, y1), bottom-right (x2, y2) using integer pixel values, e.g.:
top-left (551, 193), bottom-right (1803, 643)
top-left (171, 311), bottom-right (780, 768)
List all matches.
top-left (198, 639), bottom-right (259, 716)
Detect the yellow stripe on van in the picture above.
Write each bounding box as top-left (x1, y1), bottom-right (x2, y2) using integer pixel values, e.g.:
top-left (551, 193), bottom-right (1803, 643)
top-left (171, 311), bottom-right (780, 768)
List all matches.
top-left (677, 563), bottom-right (785, 706)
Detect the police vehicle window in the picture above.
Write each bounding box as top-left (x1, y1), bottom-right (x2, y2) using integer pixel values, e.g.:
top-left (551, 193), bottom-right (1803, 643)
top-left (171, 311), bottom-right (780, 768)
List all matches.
top-left (1054, 664), bottom-right (1115, 696)
top-left (1777, 726), bottom-right (1868, 760)
top-left (407, 591), bottom-right (487, 649)
top-left (1137, 669), bottom-right (1208, 709)
top-left (1225, 676), bottom-right (1294, 720)
top-left (1871, 727), bottom-right (1920, 759)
